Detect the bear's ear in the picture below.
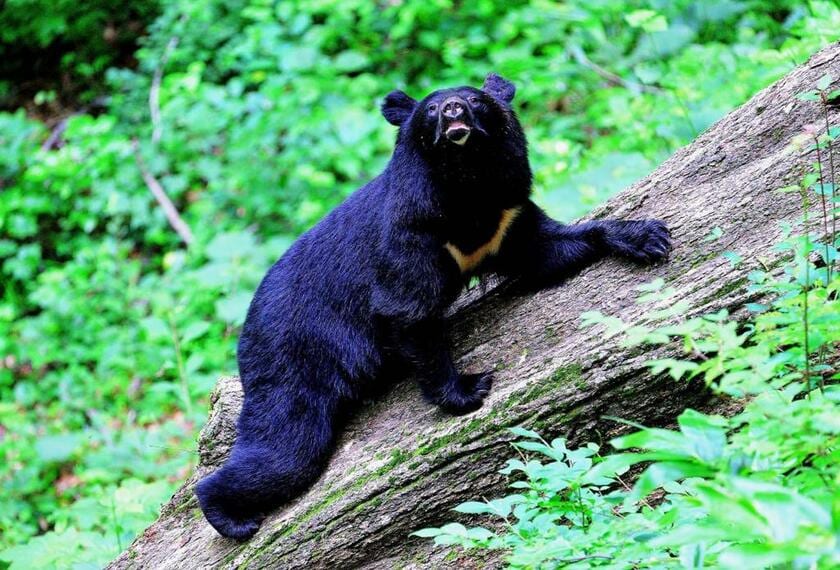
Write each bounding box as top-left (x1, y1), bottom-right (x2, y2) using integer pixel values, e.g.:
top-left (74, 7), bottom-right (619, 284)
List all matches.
top-left (381, 90), bottom-right (417, 127)
top-left (482, 73), bottom-right (516, 104)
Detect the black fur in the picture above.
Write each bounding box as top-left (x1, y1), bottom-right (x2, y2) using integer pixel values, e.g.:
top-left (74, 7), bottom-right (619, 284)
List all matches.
top-left (195, 74), bottom-right (671, 540)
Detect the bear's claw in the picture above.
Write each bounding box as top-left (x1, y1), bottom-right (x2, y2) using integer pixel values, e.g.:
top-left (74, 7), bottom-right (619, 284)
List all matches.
top-left (609, 220), bottom-right (672, 264)
top-left (438, 372), bottom-right (494, 416)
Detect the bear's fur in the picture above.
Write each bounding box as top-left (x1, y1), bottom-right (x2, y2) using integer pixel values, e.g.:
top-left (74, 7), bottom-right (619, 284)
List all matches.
top-left (195, 74), bottom-right (671, 540)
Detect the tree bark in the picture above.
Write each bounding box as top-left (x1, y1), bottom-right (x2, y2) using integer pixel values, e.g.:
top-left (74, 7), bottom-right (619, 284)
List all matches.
top-left (109, 42), bottom-right (840, 570)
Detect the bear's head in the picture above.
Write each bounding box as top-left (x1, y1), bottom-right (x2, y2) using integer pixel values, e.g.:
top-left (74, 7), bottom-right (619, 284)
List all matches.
top-left (381, 73), bottom-right (522, 156)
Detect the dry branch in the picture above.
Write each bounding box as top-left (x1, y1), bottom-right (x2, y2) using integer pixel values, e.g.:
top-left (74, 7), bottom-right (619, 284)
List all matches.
top-left (567, 44), bottom-right (660, 94)
top-left (149, 15), bottom-right (187, 145)
top-left (132, 139), bottom-right (194, 246)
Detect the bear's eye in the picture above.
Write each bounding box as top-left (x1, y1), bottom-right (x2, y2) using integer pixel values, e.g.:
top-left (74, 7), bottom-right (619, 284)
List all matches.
top-left (427, 103), bottom-right (438, 115)
top-left (468, 96), bottom-right (480, 106)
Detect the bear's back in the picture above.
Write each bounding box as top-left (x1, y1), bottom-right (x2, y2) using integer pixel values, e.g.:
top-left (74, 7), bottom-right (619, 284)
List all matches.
top-left (237, 177), bottom-right (389, 384)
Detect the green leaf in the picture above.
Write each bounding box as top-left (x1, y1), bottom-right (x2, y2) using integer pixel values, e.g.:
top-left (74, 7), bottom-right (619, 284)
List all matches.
top-left (433, 534), bottom-right (463, 546)
top-left (513, 441), bottom-right (553, 455)
top-left (633, 63), bottom-right (663, 84)
top-left (631, 461), bottom-right (713, 499)
top-left (411, 528), bottom-right (442, 538)
top-left (796, 91), bottom-right (820, 101)
top-left (645, 15), bottom-right (669, 32)
top-left (625, 9), bottom-right (668, 32)
top-left (584, 453), bottom-right (641, 485)
top-left (453, 502), bottom-right (495, 515)
top-left (704, 226), bottom-right (723, 241)
top-left (206, 231), bottom-right (257, 262)
top-left (140, 316), bottom-right (169, 342)
top-left (0, 529), bottom-right (113, 570)
top-left (816, 73), bottom-right (833, 91)
top-left (334, 51), bottom-right (369, 73)
top-left (811, 182), bottom-right (836, 196)
top-left (677, 410), bottom-right (727, 463)
top-left (35, 433), bottom-right (83, 463)
top-left (465, 527), bottom-right (496, 541)
top-left (508, 427), bottom-right (542, 440)
top-left (214, 292), bottom-right (253, 325)
top-left (679, 543), bottom-right (707, 570)
top-left (180, 320), bottom-right (210, 346)
top-left (438, 523), bottom-right (469, 536)
top-left (649, 521), bottom-right (735, 548)
top-left (718, 542), bottom-right (803, 568)
top-left (485, 495), bottom-right (526, 517)
top-left (647, 358), bottom-right (700, 381)
top-left (721, 251), bottom-right (742, 267)
top-left (612, 427), bottom-right (693, 456)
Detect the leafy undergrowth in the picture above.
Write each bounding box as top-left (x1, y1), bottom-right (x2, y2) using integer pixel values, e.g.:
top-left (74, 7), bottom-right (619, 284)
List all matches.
top-left (1, 1), bottom-right (840, 568)
top-left (415, 81), bottom-right (840, 568)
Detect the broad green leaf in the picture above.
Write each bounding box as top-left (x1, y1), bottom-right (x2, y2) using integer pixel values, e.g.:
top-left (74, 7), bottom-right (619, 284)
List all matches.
top-left (214, 292), bottom-right (253, 325)
top-left (412, 528), bottom-right (442, 538)
top-left (508, 427), bottom-right (542, 440)
top-left (796, 91), bottom-right (820, 101)
top-left (704, 226), bottom-right (723, 241)
top-left (678, 410), bottom-right (727, 463)
top-left (180, 320), bottom-right (210, 345)
top-left (816, 73), bottom-right (833, 91)
top-left (453, 502), bottom-right (496, 515)
top-left (647, 358), bottom-right (700, 381)
top-left (35, 433), bottom-right (83, 463)
top-left (721, 251), bottom-right (742, 267)
top-left (631, 461), bottom-right (713, 499)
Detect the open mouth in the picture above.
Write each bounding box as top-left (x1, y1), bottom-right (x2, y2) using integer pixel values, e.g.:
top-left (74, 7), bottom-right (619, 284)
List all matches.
top-left (445, 121), bottom-right (472, 146)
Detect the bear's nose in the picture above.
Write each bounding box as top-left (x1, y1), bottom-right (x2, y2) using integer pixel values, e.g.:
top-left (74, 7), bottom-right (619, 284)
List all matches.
top-left (442, 97), bottom-right (465, 120)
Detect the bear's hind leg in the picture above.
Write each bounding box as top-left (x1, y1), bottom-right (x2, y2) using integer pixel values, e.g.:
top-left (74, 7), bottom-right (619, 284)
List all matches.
top-left (195, 384), bottom-right (340, 540)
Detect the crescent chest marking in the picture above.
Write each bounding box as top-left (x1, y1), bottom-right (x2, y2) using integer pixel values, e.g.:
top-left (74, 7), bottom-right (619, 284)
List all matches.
top-left (444, 206), bottom-right (522, 273)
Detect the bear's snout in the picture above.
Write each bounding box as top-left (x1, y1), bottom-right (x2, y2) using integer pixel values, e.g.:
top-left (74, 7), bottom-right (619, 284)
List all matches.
top-left (438, 96), bottom-right (474, 146)
top-left (442, 97), bottom-right (466, 120)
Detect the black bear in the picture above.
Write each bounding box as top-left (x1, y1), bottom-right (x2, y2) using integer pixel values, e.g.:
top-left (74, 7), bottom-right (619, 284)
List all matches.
top-left (195, 74), bottom-right (671, 540)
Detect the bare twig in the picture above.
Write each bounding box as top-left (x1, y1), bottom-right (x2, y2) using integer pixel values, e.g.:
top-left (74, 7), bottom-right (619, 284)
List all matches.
top-left (41, 97), bottom-right (107, 151)
top-left (168, 310), bottom-right (193, 416)
top-left (615, 473), bottom-right (655, 512)
top-left (139, 14), bottom-right (194, 246)
top-left (558, 555), bottom-right (613, 566)
top-left (819, 90), bottom-right (837, 257)
top-left (41, 117), bottom-right (70, 151)
top-left (567, 44), bottom-right (662, 94)
top-left (812, 133), bottom-right (833, 283)
top-left (150, 16), bottom-right (187, 144)
top-left (132, 138), bottom-right (194, 246)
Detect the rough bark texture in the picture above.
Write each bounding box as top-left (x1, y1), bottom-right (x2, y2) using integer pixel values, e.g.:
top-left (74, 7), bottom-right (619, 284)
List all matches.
top-left (110, 43), bottom-right (840, 570)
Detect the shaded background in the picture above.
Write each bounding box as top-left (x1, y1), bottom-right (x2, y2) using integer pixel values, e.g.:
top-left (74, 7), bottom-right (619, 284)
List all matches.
top-left (1, 0), bottom-right (838, 567)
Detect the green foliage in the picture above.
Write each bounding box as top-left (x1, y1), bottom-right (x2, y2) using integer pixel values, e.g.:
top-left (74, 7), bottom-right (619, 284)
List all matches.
top-left (418, 274), bottom-right (840, 567)
top-left (0, 1), bottom-right (160, 106)
top-left (1, 1), bottom-right (839, 568)
top-left (415, 82), bottom-right (840, 568)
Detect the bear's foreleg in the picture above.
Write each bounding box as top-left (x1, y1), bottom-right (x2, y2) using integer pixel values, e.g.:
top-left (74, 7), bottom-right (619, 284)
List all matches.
top-left (396, 320), bottom-right (492, 415)
top-left (496, 202), bottom-right (670, 291)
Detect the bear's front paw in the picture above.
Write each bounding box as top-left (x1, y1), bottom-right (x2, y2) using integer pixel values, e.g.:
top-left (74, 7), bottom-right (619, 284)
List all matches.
top-left (438, 372), bottom-right (493, 416)
top-left (609, 220), bottom-right (672, 264)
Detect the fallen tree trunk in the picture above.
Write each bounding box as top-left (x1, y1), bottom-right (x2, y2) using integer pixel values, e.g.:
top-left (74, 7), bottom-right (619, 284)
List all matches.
top-left (110, 42), bottom-right (840, 570)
